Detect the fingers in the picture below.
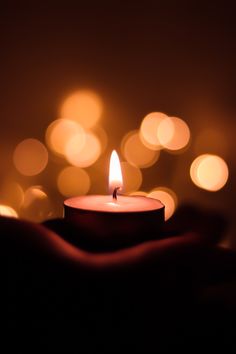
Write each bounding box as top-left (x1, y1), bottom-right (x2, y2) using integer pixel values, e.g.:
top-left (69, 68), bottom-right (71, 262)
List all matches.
top-left (1, 216), bottom-right (84, 262)
top-left (43, 205), bottom-right (224, 253)
top-left (164, 204), bottom-right (228, 244)
top-left (2, 216), bottom-right (202, 271)
top-left (2, 216), bottom-right (236, 279)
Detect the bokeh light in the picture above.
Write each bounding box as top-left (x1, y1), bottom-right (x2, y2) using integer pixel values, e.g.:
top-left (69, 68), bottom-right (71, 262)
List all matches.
top-left (190, 154), bottom-right (229, 191)
top-left (23, 186), bottom-right (52, 222)
top-left (148, 187), bottom-right (177, 220)
top-left (45, 119), bottom-right (85, 157)
top-left (57, 166), bottom-right (91, 197)
top-left (121, 130), bottom-right (160, 168)
top-left (60, 90), bottom-right (103, 129)
top-left (0, 181), bottom-right (24, 209)
top-left (24, 186), bottom-right (48, 208)
top-left (65, 131), bottom-right (101, 168)
top-left (120, 161), bottom-right (142, 193)
top-left (92, 125), bottom-right (108, 153)
top-left (157, 117), bottom-right (190, 152)
top-left (13, 139), bottom-right (48, 176)
top-left (129, 191), bottom-right (147, 196)
top-left (0, 204), bottom-right (18, 218)
top-left (140, 112), bottom-right (168, 150)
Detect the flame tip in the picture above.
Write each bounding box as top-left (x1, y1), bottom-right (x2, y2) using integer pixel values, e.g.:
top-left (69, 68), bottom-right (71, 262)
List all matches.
top-left (109, 150), bottom-right (123, 192)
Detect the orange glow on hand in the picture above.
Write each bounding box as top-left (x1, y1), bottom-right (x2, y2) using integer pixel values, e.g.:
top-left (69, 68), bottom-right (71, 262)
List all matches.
top-left (109, 150), bottom-right (123, 193)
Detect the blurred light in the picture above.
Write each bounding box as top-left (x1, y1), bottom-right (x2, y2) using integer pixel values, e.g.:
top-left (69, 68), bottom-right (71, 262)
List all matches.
top-left (57, 166), bottom-right (90, 197)
top-left (13, 139), bottom-right (48, 176)
top-left (24, 186), bottom-right (48, 208)
top-left (121, 130), bottom-right (160, 168)
top-left (190, 154), bottom-right (229, 191)
top-left (140, 112), bottom-right (168, 150)
top-left (60, 90), bottom-right (103, 129)
top-left (157, 117), bottom-right (190, 152)
top-left (0, 204), bottom-right (18, 218)
top-left (157, 117), bottom-right (175, 146)
top-left (109, 150), bottom-right (123, 191)
top-left (0, 181), bottom-right (24, 209)
top-left (92, 125), bottom-right (108, 153)
top-left (148, 187), bottom-right (177, 220)
top-left (45, 119), bottom-right (85, 157)
top-left (23, 186), bottom-right (52, 222)
top-left (194, 129), bottom-right (228, 156)
top-left (65, 131), bottom-right (101, 168)
top-left (129, 191), bottom-right (147, 196)
top-left (120, 161), bottom-right (142, 193)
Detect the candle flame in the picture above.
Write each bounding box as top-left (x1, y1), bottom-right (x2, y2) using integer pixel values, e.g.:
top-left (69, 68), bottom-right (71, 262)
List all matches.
top-left (109, 150), bottom-right (123, 192)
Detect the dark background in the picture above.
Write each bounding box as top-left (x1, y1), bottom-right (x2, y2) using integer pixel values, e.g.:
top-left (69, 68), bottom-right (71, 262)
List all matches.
top-left (1, 1), bottom-right (236, 245)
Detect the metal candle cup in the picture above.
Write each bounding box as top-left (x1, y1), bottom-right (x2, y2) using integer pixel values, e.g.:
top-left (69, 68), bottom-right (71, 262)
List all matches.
top-left (64, 195), bottom-right (164, 250)
top-left (63, 150), bottom-right (165, 251)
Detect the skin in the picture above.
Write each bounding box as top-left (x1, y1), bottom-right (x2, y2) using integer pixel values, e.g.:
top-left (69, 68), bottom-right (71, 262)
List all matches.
top-left (5, 205), bottom-right (236, 352)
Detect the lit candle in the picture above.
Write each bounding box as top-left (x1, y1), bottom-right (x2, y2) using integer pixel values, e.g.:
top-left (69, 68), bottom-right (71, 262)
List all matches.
top-left (64, 150), bottom-right (164, 250)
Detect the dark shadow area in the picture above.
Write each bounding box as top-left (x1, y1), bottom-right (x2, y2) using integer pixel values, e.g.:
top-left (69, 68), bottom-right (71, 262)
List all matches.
top-left (5, 205), bottom-right (236, 352)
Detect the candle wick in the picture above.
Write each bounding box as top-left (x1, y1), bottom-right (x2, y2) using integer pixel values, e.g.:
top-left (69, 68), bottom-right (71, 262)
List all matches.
top-left (112, 187), bottom-right (120, 200)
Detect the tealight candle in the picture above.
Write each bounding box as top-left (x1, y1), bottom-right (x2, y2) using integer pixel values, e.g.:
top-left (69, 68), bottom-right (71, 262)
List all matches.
top-left (64, 151), bottom-right (164, 250)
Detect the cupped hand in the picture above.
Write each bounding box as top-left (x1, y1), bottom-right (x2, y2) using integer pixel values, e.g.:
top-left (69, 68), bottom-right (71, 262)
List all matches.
top-left (5, 205), bottom-right (236, 352)
top-left (3, 204), bottom-right (236, 282)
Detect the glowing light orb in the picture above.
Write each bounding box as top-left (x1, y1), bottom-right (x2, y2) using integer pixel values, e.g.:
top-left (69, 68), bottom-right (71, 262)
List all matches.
top-left (140, 112), bottom-right (168, 150)
top-left (148, 187), bottom-right (177, 220)
top-left (57, 166), bottom-right (91, 197)
top-left (157, 117), bottom-right (190, 152)
top-left (45, 119), bottom-right (85, 157)
top-left (190, 154), bottom-right (229, 191)
top-left (129, 191), bottom-right (147, 196)
top-left (24, 186), bottom-right (48, 208)
top-left (65, 131), bottom-right (101, 168)
top-left (121, 130), bottom-right (160, 168)
top-left (120, 161), bottom-right (142, 193)
top-left (23, 186), bottom-right (52, 222)
top-left (93, 125), bottom-right (108, 153)
top-left (13, 139), bottom-right (48, 176)
top-left (0, 181), bottom-right (24, 208)
top-left (60, 90), bottom-right (103, 129)
top-left (0, 204), bottom-right (18, 218)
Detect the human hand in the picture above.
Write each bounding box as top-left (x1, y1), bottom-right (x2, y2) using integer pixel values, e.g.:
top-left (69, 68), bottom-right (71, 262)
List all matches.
top-left (5, 205), bottom-right (236, 352)
top-left (4, 204), bottom-right (235, 283)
